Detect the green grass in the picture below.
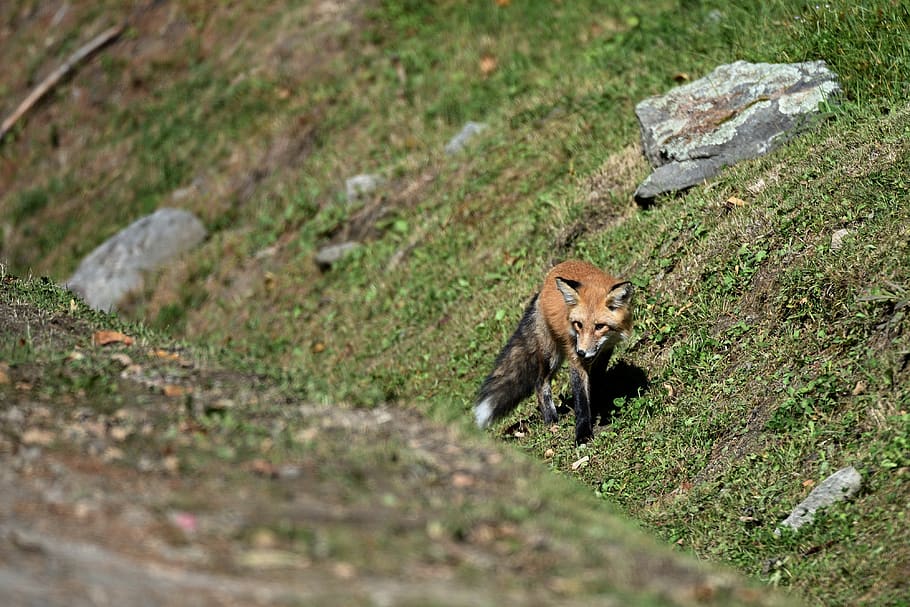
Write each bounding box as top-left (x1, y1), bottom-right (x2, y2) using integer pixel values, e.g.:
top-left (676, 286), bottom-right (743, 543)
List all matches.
top-left (2, 0), bottom-right (909, 605)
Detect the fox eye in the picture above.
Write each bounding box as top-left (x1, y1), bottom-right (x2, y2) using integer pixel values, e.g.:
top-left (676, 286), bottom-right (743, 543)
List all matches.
top-left (572, 320), bottom-right (583, 332)
top-left (594, 323), bottom-right (607, 331)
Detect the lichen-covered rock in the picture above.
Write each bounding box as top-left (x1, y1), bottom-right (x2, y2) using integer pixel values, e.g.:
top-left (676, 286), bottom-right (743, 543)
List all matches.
top-left (634, 60), bottom-right (840, 202)
top-left (66, 208), bottom-right (206, 312)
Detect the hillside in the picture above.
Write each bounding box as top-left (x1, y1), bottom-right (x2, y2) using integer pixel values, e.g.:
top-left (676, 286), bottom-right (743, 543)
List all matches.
top-left (2, 1), bottom-right (909, 605)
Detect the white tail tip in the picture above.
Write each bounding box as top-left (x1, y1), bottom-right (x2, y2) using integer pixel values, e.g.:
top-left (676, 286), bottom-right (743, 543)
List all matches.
top-left (474, 398), bottom-right (495, 428)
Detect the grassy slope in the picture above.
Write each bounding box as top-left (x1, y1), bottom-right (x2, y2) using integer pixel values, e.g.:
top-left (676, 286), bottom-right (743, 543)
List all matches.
top-left (3, 272), bottom-right (801, 607)
top-left (1, 1), bottom-right (908, 605)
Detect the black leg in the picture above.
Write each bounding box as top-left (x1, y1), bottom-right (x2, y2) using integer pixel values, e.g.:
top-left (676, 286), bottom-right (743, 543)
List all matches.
top-left (570, 366), bottom-right (593, 444)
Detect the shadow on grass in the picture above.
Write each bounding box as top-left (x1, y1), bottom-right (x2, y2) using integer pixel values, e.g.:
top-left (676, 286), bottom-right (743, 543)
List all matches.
top-left (591, 359), bottom-right (650, 426)
top-left (551, 359), bottom-right (650, 426)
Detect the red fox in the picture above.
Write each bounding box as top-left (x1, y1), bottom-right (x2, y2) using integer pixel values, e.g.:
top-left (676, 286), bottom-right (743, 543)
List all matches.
top-left (474, 260), bottom-right (634, 444)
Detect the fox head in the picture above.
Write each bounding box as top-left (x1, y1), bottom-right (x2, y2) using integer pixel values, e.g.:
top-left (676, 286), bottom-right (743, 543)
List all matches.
top-left (555, 277), bottom-right (634, 364)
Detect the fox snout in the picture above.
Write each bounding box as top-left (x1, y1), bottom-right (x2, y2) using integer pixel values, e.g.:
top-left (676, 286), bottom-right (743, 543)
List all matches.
top-left (575, 342), bottom-right (601, 363)
top-left (576, 347), bottom-right (597, 360)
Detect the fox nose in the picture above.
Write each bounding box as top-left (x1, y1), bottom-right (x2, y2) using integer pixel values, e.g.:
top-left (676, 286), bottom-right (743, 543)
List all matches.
top-left (577, 349), bottom-right (595, 360)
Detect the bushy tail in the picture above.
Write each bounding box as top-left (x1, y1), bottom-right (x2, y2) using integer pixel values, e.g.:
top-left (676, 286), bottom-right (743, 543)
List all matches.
top-left (474, 295), bottom-right (541, 428)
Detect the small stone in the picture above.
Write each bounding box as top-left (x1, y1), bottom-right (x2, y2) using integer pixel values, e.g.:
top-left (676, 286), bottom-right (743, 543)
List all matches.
top-left (21, 428), bottom-right (55, 446)
top-left (445, 121), bottom-right (488, 155)
top-left (315, 241), bottom-right (360, 270)
top-left (250, 528), bottom-right (278, 549)
top-left (775, 465), bottom-right (862, 535)
top-left (831, 228), bottom-right (850, 251)
top-left (109, 426), bottom-right (131, 442)
top-left (345, 173), bottom-right (383, 203)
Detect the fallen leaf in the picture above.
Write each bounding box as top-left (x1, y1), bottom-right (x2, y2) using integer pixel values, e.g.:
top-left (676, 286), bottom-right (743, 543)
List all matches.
top-left (162, 384), bottom-right (190, 397)
top-left (93, 330), bottom-right (133, 346)
top-left (673, 72), bottom-right (690, 82)
top-left (544, 448), bottom-right (555, 458)
top-left (311, 342), bottom-right (326, 354)
top-left (725, 196), bottom-right (747, 208)
top-left (0, 369), bottom-right (8, 385)
top-left (571, 455), bottom-right (590, 471)
top-left (65, 350), bottom-right (85, 362)
top-left (452, 472), bottom-right (474, 488)
top-left (249, 459), bottom-right (279, 478)
top-left (479, 54), bottom-right (498, 76)
top-left (802, 479), bottom-right (816, 488)
top-left (852, 381), bottom-right (867, 396)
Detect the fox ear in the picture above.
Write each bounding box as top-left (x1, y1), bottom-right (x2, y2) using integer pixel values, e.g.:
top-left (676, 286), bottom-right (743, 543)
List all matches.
top-left (555, 277), bottom-right (582, 306)
top-left (608, 281), bottom-right (634, 310)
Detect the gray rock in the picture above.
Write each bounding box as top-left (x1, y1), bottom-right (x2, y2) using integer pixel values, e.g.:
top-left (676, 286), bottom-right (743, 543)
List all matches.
top-left (315, 241), bottom-right (360, 270)
top-left (345, 174), bottom-right (383, 204)
top-left (634, 60), bottom-right (840, 202)
top-left (775, 466), bottom-right (862, 535)
top-left (66, 208), bottom-right (206, 312)
top-left (444, 121), bottom-right (488, 155)
top-left (831, 228), bottom-right (851, 251)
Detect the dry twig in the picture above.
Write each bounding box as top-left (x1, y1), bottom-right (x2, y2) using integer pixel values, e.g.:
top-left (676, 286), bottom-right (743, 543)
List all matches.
top-left (0, 24), bottom-right (124, 142)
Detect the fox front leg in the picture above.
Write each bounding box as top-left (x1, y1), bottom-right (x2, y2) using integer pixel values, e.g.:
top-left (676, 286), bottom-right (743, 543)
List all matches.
top-left (570, 366), bottom-right (593, 445)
